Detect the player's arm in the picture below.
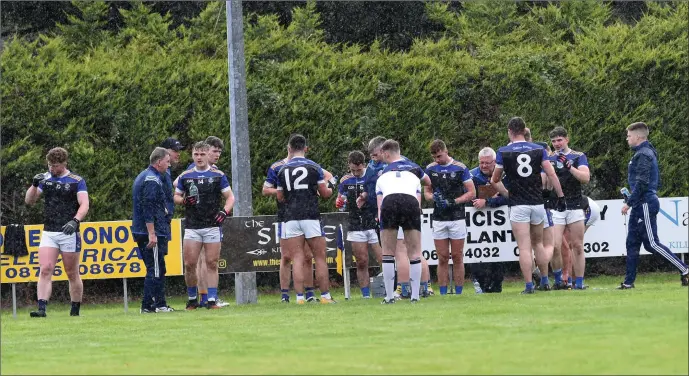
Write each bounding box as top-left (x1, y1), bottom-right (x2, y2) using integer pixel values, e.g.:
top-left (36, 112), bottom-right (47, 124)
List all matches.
top-left (173, 189), bottom-right (185, 205)
top-left (490, 166), bottom-right (509, 197)
top-left (262, 166), bottom-right (279, 197)
top-left (142, 179), bottom-right (160, 248)
top-left (423, 183), bottom-right (434, 202)
top-left (541, 159), bottom-right (564, 198)
top-left (25, 173), bottom-right (46, 205)
top-left (75, 189), bottom-right (89, 222)
top-left (222, 187), bottom-right (235, 214)
top-left (626, 153), bottom-right (652, 208)
top-left (317, 167), bottom-right (333, 198)
top-left (317, 182), bottom-right (332, 198)
top-left (568, 163), bottom-right (590, 184)
top-left (455, 180), bottom-right (476, 204)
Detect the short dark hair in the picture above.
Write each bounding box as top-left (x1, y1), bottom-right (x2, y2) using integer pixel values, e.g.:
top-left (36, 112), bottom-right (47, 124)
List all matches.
top-left (288, 134), bottom-right (307, 152)
top-left (549, 126), bottom-right (568, 139)
top-left (507, 117), bottom-right (526, 136)
top-left (205, 136), bottom-right (224, 150)
top-left (347, 151), bottom-right (366, 165)
top-left (46, 147), bottom-right (68, 164)
top-left (627, 122), bottom-right (649, 137)
top-left (429, 139), bottom-right (447, 155)
top-left (193, 141), bottom-right (210, 151)
top-left (367, 136), bottom-right (387, 154)
top-left (380, 139), bottom-right (400, 154)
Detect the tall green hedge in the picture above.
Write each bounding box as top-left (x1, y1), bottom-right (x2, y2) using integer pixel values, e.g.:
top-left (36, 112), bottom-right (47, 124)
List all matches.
top-left (1, 1), bottom-right (687, 225)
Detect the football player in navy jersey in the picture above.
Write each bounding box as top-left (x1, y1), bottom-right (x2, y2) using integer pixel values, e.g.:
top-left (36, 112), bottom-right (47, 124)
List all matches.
top-left (491, 117), bottom-right (566, 294)
top-left (25, 147), bottom-right (89, 318)
top-left (335, 151), bottom-right (382, 298)
top-left (547, 127), bottom-right (591, 290)
top-left (376, 140), bottom-right (432, 304)
top-left (175, 142), bottom-right (235, 309)
top-left (276, 134), bottom-right (336, 304)
top-left (424, 140), bottom-right (476, 296)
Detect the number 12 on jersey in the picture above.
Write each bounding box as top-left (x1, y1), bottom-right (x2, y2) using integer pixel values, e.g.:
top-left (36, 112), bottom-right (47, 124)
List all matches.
top-left (284, 167), bottom-right (308, 191)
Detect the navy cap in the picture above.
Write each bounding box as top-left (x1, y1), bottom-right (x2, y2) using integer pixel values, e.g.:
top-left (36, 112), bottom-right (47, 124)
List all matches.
top-left (161, 138), bottom-right (184, 151)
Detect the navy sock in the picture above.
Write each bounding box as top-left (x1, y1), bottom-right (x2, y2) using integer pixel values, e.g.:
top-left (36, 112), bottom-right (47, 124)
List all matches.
top-left (401, 282), bottom-right (410, 297)
top-left (553, 269), bottom-right (562, 284)
top-left (305, 287), bottom-right (315, 300)
top-left (200, 293), bottom-right (208, 304)
top-left (281, 289), bottom-right (289, 300)
top-left (567, 276), bottom-right (573, 285)
top-left (38, 299), bottom-right (47, 311)
top-left (208, 287), bottom-right (218, 301)
top-left (187, 286), bottom-right (198, 300)
top-left (361, 287), bottom-right (370, 297)
top-left (540, 276), bottom-right (549, 286)
top-left (439, 286), bottom-right (448, 295)
top-left (455, 285), bottom-right (463, 295)
top-left (575, 277), bottom-right (584, 289)
top-left (526, 282), bottom-right (534, 291)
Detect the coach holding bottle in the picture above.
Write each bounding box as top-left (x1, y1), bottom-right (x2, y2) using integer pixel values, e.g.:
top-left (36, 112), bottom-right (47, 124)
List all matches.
top-left (619, 122), bottom-right (689, 289)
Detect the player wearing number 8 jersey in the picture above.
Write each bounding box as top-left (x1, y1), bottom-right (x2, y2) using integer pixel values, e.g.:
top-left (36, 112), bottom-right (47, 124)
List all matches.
top-left (25, 147), bottom-right (89, 318)
top-left (491, 117), bottom-right (566, 294)
top-left (277, 134), bottom-right (335, 304)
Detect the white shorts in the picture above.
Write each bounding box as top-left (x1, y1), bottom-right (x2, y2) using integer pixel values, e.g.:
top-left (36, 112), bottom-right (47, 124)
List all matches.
top-left (509, 205), bottom-right (546, 225)
top-left (585, 199), bottom-right (601, 227)
top-left (184, 227), bottom-right (221, 243)
top-left (39, 231), bottom-right (81, 253)
top-left (281, 220), bottom-right (323, 239)
top-left (543, 209), bottom-right (554, 229)
top-left (552, 209), bottom-right (585, 225)
top-left (432, 220), bottom-right (467, 240)
top-left (347, 229), bottom-right (379, 244)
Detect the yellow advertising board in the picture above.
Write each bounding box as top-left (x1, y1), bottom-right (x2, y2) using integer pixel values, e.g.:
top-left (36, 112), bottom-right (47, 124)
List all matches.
top-left (0, 220), bottom-right (183, 283)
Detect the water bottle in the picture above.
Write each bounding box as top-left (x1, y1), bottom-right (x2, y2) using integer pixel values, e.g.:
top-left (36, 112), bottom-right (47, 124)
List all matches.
top-left (473, 279), bottom-right (483, 294)
top-left (620, 187), bottom-right (630, 202)
top-left (189, 181), bottom-right (200, 204)
top-left (338, 197), bottom-right (347, 212)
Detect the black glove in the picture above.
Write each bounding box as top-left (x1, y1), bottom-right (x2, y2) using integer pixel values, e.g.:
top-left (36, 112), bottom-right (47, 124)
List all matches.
top-left (555, 197), bottom-right (567, 212)
top-left (214, 209), bottom-right (228, 225)
top-left (32, 173), bottom-right (46, 187)
top-left (557, 154), bottom-right (571, 170)
top-left (327, 175), bottom-right (338, 190)
top-left (184, 195), bottom-right (198, 206)
top-left (62, 218), bottom-right (80, 235)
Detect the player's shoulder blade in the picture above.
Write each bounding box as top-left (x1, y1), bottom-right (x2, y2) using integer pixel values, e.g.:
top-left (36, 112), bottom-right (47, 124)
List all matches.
top-left (271, 159), bottom-right (287, 169)
top-left (67, 173), bottom-right (83, 182)
top-left (569, 150), bottom-right (585, 156)
top-left (178, 169), bottom-right (194, 178)
top-left (209, 167), bottom-right (225, 176)
top-left (426, 162), bottom-right (438, 169)
top-left (340, 173), bottom-right (353, 183)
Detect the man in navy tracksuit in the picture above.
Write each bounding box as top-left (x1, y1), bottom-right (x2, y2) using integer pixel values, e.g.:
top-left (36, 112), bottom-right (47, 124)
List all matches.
top-left (132, 147), bottom-right (174, 312)
top-left (619, 122), bottom-right (689, 289)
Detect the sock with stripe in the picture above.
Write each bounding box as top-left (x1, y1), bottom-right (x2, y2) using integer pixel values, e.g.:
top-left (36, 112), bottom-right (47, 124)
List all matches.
top-left (208, 287), bottom-right (218, 302)
top-left (401, 282), bottom-right (411, 297)
top-left (439, 286), bottom-right (448, 295)
top-left (361, 286), bottom-right (370, 298)
top-left (540, 276), bottom-right (549, 286)
top-left (409, 258), bottom-right (422, 300)
top-left (553, 269), bottom-right (562, 284)
top-left (575, 277), bottom-right (584, 289)
top-left (305, 287), bottom-right (315, 300)
top-left (187, 286), bottom-right (198, 300)
top-left (382, 255), bottom-right (396, 301)
top-left (525, 282), bottom-right (534, 291)
top-left (281, 289), bottom-right (289, 301)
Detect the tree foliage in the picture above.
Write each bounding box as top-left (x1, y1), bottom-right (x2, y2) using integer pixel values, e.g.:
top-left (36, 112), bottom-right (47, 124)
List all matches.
top-left (1, 0), bottom-right (686, 226)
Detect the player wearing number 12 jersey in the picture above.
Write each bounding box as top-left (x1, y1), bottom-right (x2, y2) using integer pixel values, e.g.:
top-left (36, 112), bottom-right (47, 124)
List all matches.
top-left (491, 117), bottom-right (566, 294)
top-left (277, 134), bottom-right (335, 304)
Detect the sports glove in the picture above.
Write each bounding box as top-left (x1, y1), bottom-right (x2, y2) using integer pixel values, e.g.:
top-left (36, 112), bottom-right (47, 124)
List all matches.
top-left (62, 218), bottom-right (80, 235)
top-left (32, 173), bottom-right (46, 187)
top-left (433, 191), bottom-right (452, 209)
top-left (555, 196), bottom-right (567, 212)
top-left (557, 154), bottom-right (571, 170)
top-left (183, 195), bottom-right (198, 206)
top-left (214, 209), bottom-right (229, 225)
top-left (335, 196), bottom-right (346, 209)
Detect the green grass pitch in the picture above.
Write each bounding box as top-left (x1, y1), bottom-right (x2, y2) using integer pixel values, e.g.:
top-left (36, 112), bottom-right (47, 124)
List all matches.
top-left (2, 273), bottom-right (687, 375)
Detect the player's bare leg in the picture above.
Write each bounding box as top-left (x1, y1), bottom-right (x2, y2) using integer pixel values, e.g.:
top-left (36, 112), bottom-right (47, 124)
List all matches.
top-left (450, 238), bottom-right (466, 293)
top-left (435, 238), bottom-right (451, 294)
top-left (352, 241), bottom-right (371, 297)
top-left (285, 236), bottom-right (306, 302)
top-left (538, 226), bottom-right (554, 289)
top-left (196, 249), bottom-right (209, 305)
top-left (371, 242), bottom-right (382, 264)
top-left (61, 251), bottom-right (83, 315)
top-left (395, 238), bottom-right (411, 298)
top-left (403, 229), bottom-right (423, 302)
top-left (303, 241), bottom-right (316, 301)
top-left (551, 224), bottom-right (567, 288)
top-left (531, 223), bottom-right (549, 291)
top-left (562, 230), bottom-right (574, 286)
top-left (380, 229), bottom-right (398, 303)
top-left (203, 242), bottom-right (222, 308)
top-left (279, 237), bottom-right (292, 302)
top-left (31, 246), bottom-right (60, 317)
top-left (567, 220), bottom-right (586, 289)
top-left (512, 221), bottom-right (535, 293)
top-left (305, 236), bottom-right (333, 303)
top-left (183, 239), bottom-right (203, 309)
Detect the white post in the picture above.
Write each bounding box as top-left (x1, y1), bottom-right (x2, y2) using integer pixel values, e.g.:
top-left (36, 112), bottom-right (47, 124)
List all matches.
top-left (342, 225), bottom-right (351, 300)
top-left (123, 278), bottom-right (129, 313)
top-left (11, 283), bottom-right (17, 319)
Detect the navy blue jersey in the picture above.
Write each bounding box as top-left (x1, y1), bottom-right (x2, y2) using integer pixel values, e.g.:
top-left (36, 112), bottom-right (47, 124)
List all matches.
top-left (176, 167), bottom-right (231, 229)
top-left (426, 159), bottom-right (472, 221)
top-left (38, 171), bottom-right (87, 232)
top-left (496, 142), bottom-right (548, 206)
top-left (132, 166), bottom-right (170, 239)
top-left (264, 158), bottom-right (288, 222)
top-left (362, 160), bottom-right (386, 210)
top-left (547, 150), bottom-right (589, 209)
top-left (338, 172), bottom-right (377, 231)
top-left (277, 157), bottom-right (325, 221)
